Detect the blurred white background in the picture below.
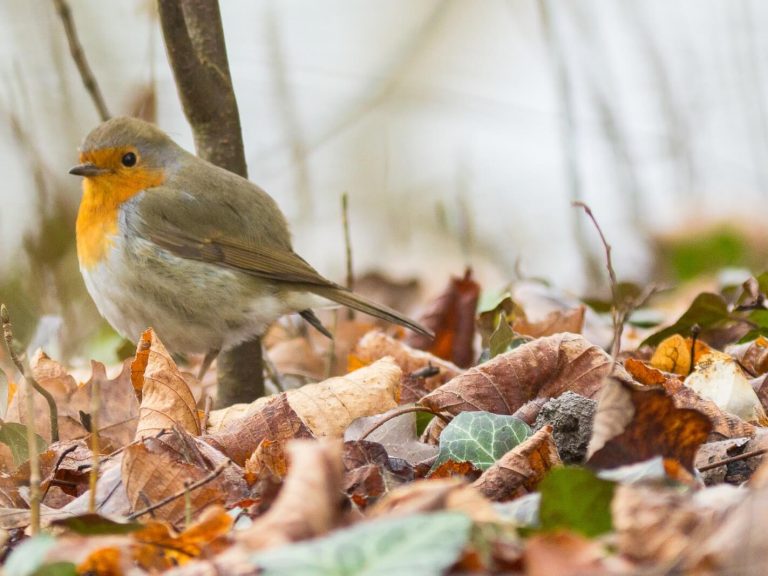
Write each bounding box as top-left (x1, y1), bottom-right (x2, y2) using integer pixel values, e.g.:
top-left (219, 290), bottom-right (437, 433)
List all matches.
top-left (1, 0), bottom-right (767, 352)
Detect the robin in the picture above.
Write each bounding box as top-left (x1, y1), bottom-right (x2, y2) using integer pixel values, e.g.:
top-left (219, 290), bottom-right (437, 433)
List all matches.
top-left (69, 117), bottom-right (430, 368)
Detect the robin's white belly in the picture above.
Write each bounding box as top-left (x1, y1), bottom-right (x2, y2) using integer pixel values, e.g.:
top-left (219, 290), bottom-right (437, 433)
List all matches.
top-left (80, 232), bottom-right (305, 353)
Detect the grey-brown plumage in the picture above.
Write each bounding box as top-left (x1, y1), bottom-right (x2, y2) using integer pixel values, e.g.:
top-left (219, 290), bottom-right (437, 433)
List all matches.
top-left (71, 116), bottom-right (431, 354)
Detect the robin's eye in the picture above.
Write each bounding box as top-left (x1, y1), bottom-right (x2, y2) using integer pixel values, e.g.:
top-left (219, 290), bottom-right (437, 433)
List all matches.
top-left (121, 152), bottom-right (137, 167)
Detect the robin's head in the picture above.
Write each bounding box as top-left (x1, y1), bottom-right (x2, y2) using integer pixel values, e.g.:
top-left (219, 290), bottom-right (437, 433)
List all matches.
top-left (69, 117), bottom-right (182, 187)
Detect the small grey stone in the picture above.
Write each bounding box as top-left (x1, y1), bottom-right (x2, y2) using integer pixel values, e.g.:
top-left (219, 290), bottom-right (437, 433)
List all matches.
top-left (533, 391), bottom-right (597, 464)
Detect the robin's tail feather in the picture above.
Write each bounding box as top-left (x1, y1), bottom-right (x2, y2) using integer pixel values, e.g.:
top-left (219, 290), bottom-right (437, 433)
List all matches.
top-left (310, 286), bottom-right (433, 339)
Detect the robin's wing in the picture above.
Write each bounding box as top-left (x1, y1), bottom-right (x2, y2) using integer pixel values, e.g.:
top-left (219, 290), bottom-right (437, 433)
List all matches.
top-left (132, 180), bottom-right (338, 288)
top-left (132, 179), bottom-right (433, 337)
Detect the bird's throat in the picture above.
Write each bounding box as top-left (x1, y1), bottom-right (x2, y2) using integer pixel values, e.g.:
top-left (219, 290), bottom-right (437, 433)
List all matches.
top-left (76, 170), bottom-right (164, 269)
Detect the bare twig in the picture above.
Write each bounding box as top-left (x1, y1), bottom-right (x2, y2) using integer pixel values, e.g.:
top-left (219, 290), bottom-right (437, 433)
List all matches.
top-left (1, 305), bottom-right (59, 442)
top-left (699, 448), bottom-right (768, 472)
top-left (127, 459), bottom-right (230, 520)
top-left (24, 360), bottom-right (41, 535)
top-left (572, 202), bottom-right (622, 357)
top-left (52, 0), bottom-right (111, 121)
top-left (360, 406), bottom-right (451, 441)
top-left (341, 193), bottom-right (355, 295)
top-left (88, 377), bottom-right (101, 513)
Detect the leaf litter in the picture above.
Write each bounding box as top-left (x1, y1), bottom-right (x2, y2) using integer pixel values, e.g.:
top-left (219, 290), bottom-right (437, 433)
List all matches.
top-left (7, 269), bottom-right (768, 574)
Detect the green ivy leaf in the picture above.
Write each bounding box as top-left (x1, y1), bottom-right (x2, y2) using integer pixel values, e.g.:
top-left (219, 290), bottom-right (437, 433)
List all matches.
top-left (0, 422), bottom-right (47, 467)
top-left (539, 467), bottom-right (615, 538)
top-left (431, 411), bottom-right (531, 472)
top-left (4, 535), bottom-right (58, 576)
top-left (251, 512), bottom-right (472, 576)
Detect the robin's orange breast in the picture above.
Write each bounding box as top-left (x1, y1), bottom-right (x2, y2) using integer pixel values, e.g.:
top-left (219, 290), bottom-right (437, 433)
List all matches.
top-left (76, 154), bottom-right (165, 269)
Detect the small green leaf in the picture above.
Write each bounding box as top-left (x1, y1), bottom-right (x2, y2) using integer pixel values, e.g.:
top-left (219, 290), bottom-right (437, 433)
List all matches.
top-left (31, 563), bottom-right (77, 576)
top-left (4, 535), bottom-right (57, 576)
top-left (489, 313), bottom-right (515, 358)
top-left (0, 422), bottom-right (47, 467)
top-left (539, 467), bottom-right (615, 537)
top-left (415, 411), bottom-right (434, 437)
top-left (251, 512), bottom-right (472, 576)
top-left (431, 411), bottom-right (531, 472)
top-left (50, 513), bottom-right (143, 535)
top-left (640, 293), bottom-right (735, 348)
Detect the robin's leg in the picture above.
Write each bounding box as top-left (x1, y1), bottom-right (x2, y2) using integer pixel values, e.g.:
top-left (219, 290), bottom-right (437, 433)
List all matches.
top-left (299, 309), bottom-right (333, 339)
top-left (198, 348), bottom-right (220, 380)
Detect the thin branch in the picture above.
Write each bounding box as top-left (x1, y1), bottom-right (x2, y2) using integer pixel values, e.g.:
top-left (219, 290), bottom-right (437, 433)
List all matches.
top-left (1, 305), bottom-right (59, 442)
top-left (24, 363), bottom-right (41, 535)
top-left (572, 202), bottom-right (622, 357)
top-left (127, 459), bottom-right (230, 520)
top-left (360, 406), bottom-right (451, 441)
top-left (52, 0), bottom-right (110, 121)
top-left (341, 193), bottom-right (355, 295)
top-left (699, 448), bottom-right (768, 472)
top-left (88, 376), bottom-right (101, 513)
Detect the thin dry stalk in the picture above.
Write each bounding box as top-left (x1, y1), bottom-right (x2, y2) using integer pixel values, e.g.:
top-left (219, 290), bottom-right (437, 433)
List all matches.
top-left (52, 0), bottom-right (111, 121)
top-left (1, 305), bottom-right (59, 442)
top-left (572, 202), bottom-right (622, 357)
top-left (88, 377), bottom-right (100, 512)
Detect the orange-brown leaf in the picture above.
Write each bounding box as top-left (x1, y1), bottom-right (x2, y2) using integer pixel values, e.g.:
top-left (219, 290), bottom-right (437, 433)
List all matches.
top-left (131, 329), bottom-right (200, 440)
top-left (406, 268), bottom-right (480, 368)
top-left (472, 425), bottom-right (561, 502)
top-left (587, 379), bottom-right (712, 472)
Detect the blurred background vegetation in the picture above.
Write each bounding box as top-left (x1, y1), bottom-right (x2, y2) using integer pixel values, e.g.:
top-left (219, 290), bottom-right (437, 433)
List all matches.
top-left (1, 0), bottom-right (767, 366)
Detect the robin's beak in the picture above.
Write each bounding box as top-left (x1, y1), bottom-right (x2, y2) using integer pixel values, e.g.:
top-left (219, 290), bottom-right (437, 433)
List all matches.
top-left (69, 163), bottom-right (110, 177)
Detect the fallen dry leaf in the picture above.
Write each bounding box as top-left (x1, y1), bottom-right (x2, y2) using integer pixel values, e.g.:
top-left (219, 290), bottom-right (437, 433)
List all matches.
top-left (586, 378), bottom-right (712, 472)
top-left (238, 439), bottom-right (344, 550)
top-left (205, 358), bottom-right (401, 465)
top-left (406, 268), bottom-right (480, 368)
top-left (131, 329), bottom-right (200, 440)
top-left (472, 425), bottom-right (561, 502)
top-left (650, 334), bottom-right (717, 376)
top-left (342, 440), bottom-right (413, 508)
top-left (351, 331), bottom-right (462, 398)
top-left (524, 531), bottom-right (633, 576)
top-left (368, 477), bottom-right (499, 524)
top-left (78, 505), bottom-right (233, 573)
top-left (513, 305), bottom-right (586, 338)
top-left (7, 352), bottom-right (137, 446)
top-left (420, 333), bottom-right (616, 441)
top-left (122, 431), bottom-right (246, 524)
top-left (684, 354), bottom-right (768, 423)
top-left (244, 438), bottom-right (290, 485)
top-left (625, 358), bottom-right (756, 439)
top-left (728, 336), bottom-right (768, 377)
